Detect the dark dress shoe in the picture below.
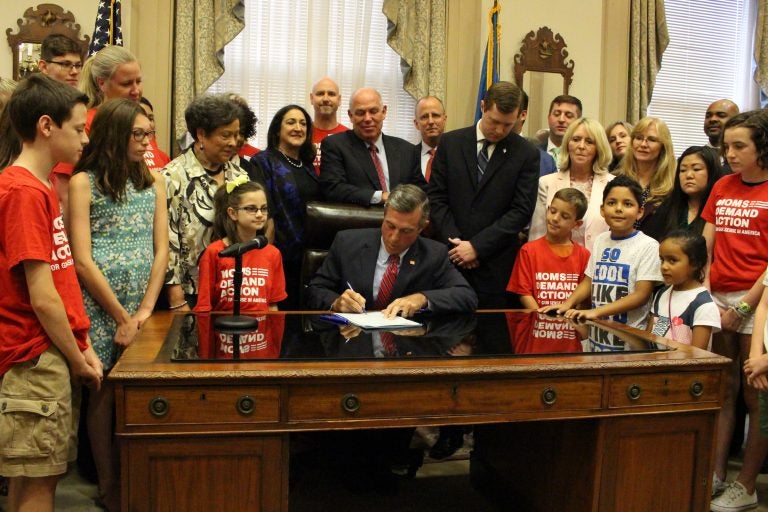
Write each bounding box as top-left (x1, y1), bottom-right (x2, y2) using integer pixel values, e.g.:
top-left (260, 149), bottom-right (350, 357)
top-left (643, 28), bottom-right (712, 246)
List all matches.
top-left (429, 426), bottom-right (464, 460)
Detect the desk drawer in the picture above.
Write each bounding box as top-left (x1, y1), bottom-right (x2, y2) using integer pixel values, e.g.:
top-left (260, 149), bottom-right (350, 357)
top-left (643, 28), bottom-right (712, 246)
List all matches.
top-left (608, 372), bottom-right (720, 408)
top-left (287, 377), bottom-right (603, 422)
top-left (123, 386), bottom-right (280, 426)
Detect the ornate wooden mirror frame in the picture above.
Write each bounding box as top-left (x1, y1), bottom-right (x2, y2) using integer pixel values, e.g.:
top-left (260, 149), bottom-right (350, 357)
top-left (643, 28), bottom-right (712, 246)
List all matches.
top-left (6, 3), bottom-right (90, 80)
top-left (513, 26), bottom-right (575, 94)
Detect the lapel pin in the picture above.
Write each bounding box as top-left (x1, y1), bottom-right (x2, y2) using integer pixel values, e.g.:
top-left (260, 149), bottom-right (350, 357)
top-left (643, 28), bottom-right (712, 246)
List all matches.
top-left (503, 148), bottom-right (507, 154)
top-left (409, 259), bottom-right (416, 265)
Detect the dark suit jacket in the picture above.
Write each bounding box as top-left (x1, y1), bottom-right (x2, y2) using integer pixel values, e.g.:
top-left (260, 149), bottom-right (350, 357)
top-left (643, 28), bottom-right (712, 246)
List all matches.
top-left (427, 126), bottom-right (539, 301)
top-left (319, 130), bottom-right (425, 205)
top-left (306, 228), bottom-right (477, 313)
top-left (538, 148), bottom-right (557, 176)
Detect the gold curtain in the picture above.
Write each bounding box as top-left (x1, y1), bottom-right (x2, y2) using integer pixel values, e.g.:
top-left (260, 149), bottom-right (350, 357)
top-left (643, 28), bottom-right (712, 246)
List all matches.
top-left (627, 0), bottom-right (669, 123)
top-left (382, 0), bottom-right (446, 101)
top-left (172, 0), bottom-right (245, 151)
top-left (755, 0), bottom-right (768, 96)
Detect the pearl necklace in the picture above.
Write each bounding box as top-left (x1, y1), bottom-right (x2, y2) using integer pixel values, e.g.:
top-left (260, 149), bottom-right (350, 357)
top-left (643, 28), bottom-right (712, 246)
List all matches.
top-left (279, 150), bottom-right (303, 168)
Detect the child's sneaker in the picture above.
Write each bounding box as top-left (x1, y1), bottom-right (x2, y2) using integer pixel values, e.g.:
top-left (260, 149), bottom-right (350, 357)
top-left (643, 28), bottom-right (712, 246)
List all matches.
top-left (710, 481), bottom-right (758, 511)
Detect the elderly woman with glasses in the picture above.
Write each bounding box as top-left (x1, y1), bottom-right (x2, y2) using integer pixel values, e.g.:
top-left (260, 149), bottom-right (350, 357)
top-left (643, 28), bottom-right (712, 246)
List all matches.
top-left (614, 117), bottom-right (676, 233)
top-left (163, 94), bottom-right (250, 311)
top-left (253, 104), bottom-right (320, 309)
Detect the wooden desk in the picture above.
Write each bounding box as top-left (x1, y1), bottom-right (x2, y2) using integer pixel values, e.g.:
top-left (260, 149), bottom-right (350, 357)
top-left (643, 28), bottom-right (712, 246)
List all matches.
top-left (111, 312), bottom-right (728, 512)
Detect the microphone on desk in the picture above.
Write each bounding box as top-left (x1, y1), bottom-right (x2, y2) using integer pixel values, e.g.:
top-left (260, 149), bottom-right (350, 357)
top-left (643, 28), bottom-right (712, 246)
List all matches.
top-left (218, 235), bottom-right (268, 258)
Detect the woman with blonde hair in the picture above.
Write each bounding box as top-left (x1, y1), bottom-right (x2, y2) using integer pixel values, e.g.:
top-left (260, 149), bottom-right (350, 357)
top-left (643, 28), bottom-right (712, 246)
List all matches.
top-left (605, 120), bottom-right (632, 171)
top-left (615, 116), bottom-right (676, 232)
top-left (528, 117), bottom-right (614, 253)
top-left (79, 45), bottom-right (142, 114)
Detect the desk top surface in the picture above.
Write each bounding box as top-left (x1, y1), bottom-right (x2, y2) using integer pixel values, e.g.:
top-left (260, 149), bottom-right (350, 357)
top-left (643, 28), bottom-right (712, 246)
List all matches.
top-left (110, 311), bottom-right (730, 381)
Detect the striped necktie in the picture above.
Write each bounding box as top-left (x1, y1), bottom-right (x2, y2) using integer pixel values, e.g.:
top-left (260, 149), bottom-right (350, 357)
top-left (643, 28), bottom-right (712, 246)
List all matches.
top-left (477, 140), bottom-right (490, 183)
top-left (368, 143), bottom-right (388, 192)
top-left (375, 254), bottom-right (399, 309)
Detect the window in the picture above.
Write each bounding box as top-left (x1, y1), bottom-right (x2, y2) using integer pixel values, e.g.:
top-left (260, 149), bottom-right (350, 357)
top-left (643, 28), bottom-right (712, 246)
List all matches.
top-left (647, 0), bottom-right (758, 154)
top-left (208, 0), bottom-right (417, 149)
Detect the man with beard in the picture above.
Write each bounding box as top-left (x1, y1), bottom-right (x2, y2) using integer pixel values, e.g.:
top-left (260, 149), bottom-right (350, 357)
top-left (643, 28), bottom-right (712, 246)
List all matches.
top-left (309, 77), bottom-right (348, 175)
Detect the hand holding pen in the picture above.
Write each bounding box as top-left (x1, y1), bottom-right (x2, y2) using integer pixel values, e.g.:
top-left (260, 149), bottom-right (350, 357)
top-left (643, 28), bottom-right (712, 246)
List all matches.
top-left (330, 282), bottom-right (367, 313)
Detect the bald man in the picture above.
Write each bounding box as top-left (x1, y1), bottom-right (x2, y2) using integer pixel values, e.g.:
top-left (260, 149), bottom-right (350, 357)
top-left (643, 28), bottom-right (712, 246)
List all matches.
top-left (320, 87), bottom-right (424, 205)
top-left (310, 77), bottom-right (348, 174)
top-left (413, 96), bottom-right (447, 181)
top-left (704, 99), bottom-right (739, 148)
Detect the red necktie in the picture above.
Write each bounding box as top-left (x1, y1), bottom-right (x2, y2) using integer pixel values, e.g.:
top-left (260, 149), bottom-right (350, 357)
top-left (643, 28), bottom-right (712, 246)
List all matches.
top-left (375, 254), bottom-right (399, 309)
top-left (368, 143), bottom-right (388, 192)
top-left (425, 147), bottom-right (436, 182)
top-left (381, 332), bottom-right (397, 356)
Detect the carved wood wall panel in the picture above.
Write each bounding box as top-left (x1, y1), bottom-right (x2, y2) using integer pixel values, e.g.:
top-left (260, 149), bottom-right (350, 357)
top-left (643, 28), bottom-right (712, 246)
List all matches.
top-left (6, 3), bottom-right (90, 80)
top-left (513, 26), bottom-right (575, 94)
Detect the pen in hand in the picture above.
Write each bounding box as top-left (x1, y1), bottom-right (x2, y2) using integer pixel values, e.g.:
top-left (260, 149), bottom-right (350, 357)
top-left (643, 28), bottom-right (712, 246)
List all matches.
top-left (346, 281), bottom-right (366, 313)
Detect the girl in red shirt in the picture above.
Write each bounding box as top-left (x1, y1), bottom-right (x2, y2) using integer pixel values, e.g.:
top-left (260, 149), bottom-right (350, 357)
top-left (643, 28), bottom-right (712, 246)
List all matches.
top-left (195, 177), bottom-right (286, 313)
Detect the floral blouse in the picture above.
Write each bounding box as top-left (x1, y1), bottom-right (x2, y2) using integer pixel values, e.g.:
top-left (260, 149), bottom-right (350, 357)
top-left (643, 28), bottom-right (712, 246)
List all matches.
top-left (162, 148), bottom-right (248, 296)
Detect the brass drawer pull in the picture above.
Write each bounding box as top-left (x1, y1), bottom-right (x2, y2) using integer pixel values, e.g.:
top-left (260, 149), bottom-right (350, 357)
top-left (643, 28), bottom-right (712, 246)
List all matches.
top-left (341, 393), bottom-right (360, 414)
top-left (149, 397), bottom-right (169, 417)
top-left (690, 381), bottom-right (704, 398)
top-left (236, 395), bottom-right (256, 415)
top-left (627, 384), bottom-right (642, 401)
top-left (541, 387), bottom-right (557, 406)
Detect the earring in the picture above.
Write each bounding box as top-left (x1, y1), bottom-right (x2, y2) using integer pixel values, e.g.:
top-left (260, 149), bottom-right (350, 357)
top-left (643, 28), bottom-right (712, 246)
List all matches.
top-left (199, 143), bottom-right (204, 151)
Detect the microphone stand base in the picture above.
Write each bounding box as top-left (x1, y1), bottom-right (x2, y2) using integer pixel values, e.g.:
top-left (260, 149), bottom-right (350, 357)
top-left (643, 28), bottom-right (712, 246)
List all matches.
top-left (214, 315), bottom-right (259, 334)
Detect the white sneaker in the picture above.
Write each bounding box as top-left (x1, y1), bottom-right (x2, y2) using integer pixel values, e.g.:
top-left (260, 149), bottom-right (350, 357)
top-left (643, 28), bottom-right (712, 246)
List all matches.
top-left (710, 481), bottom-right (758, 511)
top-left (712, 473), bottom-right (728, 497)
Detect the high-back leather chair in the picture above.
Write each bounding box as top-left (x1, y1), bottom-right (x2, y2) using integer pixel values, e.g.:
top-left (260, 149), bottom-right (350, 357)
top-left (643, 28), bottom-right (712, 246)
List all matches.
top-left (300, 201), bottom-right (384, 308)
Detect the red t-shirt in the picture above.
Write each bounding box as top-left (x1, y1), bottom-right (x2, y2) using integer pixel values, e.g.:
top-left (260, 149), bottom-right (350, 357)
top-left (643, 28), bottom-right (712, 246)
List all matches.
top-left (312, 124), bottom-right (349, 175)
top-left (194, 239), bottom-right (287, 312)
top-left (196, 313), bottom-right (285, 360)
top-left (143, 138), bottom-right (171, 171)
top-left (238, 144), bottom-right (261, 159)
top-left (0, 166), bottom-right (90, 374)
top-left (505, 312), bottom-right (583, 354)
top-left (506, 237), bottom-right (590, 306)
top-left (701, 174), bottom-right (768, 292)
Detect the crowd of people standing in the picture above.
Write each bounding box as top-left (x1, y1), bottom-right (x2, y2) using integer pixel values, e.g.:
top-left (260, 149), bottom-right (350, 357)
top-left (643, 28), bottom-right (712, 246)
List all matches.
top-left (1, 34), bottom-right (768, 512)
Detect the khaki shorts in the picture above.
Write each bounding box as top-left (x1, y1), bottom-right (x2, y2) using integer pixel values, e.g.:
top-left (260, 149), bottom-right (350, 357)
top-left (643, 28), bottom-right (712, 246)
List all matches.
top-left (0, 346), bottom-right (80, 478)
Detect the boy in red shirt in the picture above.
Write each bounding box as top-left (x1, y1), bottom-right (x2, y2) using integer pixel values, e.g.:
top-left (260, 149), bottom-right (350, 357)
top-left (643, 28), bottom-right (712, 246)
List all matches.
top-left (0, 75), bottom-right (103, 511)
top-left (508, 187), bottom-right (591, 308)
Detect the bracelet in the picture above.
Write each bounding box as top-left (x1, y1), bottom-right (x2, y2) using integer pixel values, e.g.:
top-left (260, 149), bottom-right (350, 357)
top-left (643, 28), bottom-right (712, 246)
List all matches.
top-left (730, 301), bottom-right (753, 318)
top-left (169, 301), bottom-right (188, 310)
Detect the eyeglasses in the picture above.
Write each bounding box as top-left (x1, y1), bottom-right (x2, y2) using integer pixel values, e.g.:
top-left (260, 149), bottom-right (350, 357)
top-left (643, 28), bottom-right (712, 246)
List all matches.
top-left (44, 60), bottom-right (83, 71)
top-left (236, 205), bottom-right (269, 215)
top-left (633, 134), bottom-right (661, 145)
top-left (131, 129), bottom-right (156, 142)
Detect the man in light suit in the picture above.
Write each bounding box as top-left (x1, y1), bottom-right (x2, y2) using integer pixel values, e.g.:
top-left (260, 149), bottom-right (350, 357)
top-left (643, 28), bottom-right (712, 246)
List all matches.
top-left (307, 184), bottom-right (477, 316)
top-left (427, 81), bottom-right (540, 308)
top-left (319, 88), bottom-right (425, 206)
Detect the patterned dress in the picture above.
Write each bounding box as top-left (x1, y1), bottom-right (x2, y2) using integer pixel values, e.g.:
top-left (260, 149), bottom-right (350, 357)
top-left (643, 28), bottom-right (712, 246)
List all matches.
top-left (81, 174), bottom-right (156, 369)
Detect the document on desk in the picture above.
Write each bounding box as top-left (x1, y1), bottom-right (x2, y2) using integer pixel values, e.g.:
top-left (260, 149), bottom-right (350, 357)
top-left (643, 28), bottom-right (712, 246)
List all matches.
top-left (335, 312), bottom-right (421, 329)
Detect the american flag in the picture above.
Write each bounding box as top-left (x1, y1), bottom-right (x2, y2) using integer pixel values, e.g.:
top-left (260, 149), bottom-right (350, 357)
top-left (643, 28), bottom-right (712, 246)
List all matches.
top-left (88, 0), bottom-right (123, 56)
